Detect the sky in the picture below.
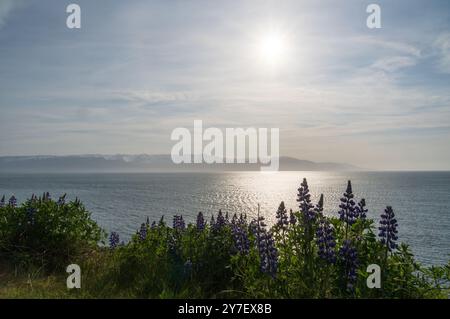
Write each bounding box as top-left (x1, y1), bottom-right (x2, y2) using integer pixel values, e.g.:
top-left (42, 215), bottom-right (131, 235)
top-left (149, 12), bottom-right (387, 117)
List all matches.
top-left (0, 0), bottom-right (449, 170)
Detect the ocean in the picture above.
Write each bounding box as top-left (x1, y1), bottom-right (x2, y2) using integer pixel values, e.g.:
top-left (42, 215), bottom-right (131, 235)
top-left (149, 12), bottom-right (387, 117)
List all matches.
top-left (0, 171), bottom-right (449, 265)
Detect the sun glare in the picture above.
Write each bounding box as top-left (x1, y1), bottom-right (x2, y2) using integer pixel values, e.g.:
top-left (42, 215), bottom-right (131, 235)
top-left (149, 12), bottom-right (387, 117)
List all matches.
top-left (258, 31), bottom-right (287, 67)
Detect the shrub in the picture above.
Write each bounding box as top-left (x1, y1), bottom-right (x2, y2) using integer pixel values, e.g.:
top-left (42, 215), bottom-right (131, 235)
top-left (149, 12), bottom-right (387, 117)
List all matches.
top-left (0, 193), bottom-right (104, 271)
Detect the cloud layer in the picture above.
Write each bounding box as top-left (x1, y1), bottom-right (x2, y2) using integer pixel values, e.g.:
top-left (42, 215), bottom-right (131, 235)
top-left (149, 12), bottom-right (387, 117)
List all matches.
top-left (0, 0), bottom-right (449, 170)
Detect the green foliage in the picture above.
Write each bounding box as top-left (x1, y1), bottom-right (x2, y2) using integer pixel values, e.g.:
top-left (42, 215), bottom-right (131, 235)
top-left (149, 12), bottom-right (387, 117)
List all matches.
top-left (0, 194), bottom-right (104, 271)
top-left (87, 220), bottom-right (239, 298)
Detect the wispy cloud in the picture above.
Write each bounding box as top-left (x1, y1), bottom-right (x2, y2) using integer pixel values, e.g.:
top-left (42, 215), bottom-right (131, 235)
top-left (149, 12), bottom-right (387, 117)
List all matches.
top-left (433, 32), bottom-right (450, 73)
top-left (0, 0), bottom-right (23, 29)
top-left (371, 56), bottom-right (417, 72)
top-left (352, 36), bottom-right (422, 57)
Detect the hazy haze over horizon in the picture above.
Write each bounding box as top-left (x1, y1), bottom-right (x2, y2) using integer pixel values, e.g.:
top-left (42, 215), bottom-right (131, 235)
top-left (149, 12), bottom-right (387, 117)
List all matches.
top-left (1, 0), bottom-right (450, 170)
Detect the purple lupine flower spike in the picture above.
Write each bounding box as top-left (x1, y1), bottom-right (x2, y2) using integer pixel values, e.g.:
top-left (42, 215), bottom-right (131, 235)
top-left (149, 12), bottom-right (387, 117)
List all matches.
top-left (378, 206), bottom-right (398, 251)
top-left (173, 215), bottom-right (186, 231)
top-left (138, 223), bottom-right (147, 241)
top-left (314, 194), bottom-right (324, 217)
top-left (338, 181), bottom-right (357, 225)
top-left (215, 210), bottom-right (226, 230)
top-left (289, 209), bottom-right (296, 225)
top-left (316, 218), bottom-right (336, 264)
top-left (275, 201), bottom-right (289, 231)
top-left (211, 210), bottom-right (225, 231)
top-left (196, 212), bottom-right (205, 231)
top-left (355, 198), bottom-right (368, 219)
top-left (254, 213), bottom-right (278, 277)
top-left (232, 223), bottom-right (250, 254)
top-left (231, 213), bottom-right (238, 225)
top-left (297, 178), bottom-right (315, 222)
top-left (42, 192), bottom-right (51, 201)
top-left (239, 213), bottom-right (247, 226)
top-left (109, 232), bottom-right (120, 249)
top-left (8, 195), bottom-right (17, 207)
top-left (339, 239), bottom-right (359, 291)
top-left (0, 195), bottom-right (5, 208)
top-left (179, 214), bottom-right (185, 230)
top-left (57, 193), bottom-right (66, 206)
top-left (259, 230), bottom-right (278, 277)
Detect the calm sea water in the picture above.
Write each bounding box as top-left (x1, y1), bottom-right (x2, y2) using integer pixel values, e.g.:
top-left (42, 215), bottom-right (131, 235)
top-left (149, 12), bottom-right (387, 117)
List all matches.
top-left (0, 171), bottom-right (449, 265)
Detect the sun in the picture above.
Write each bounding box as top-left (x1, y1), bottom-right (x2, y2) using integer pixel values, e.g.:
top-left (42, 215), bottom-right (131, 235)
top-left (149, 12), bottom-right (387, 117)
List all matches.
top-left (257, 31), bottom-right (287, 67)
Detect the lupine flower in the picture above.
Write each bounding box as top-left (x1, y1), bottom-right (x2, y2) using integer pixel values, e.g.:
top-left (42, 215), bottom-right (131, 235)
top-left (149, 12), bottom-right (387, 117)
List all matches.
top-left (42, 192), bottom-right (51, 201)
top-left (378, 206), bottom-right (398, 251)
top-left (109, 232), bottom-right (120, 249)
top-left (297, 178), bottom-right (315, 222)
top-left (231, 213), bottom-right (238, 225)
top-left (339, 239), bottom-right (358, 291)
top-left (173, 215), bottom-right (186, 231)
top-left (338, 181), bottom-right (357, 226)
top-left (146, 217), bottom-right (150, 227)
top-left (316, 219), bottom-right (336, 264)
top-left (215, 210), bottom-right (226, 229)
top-left (151, 221), bottom-right (157, 229)
top-left (275, 201), bottom-right (289, 231)
top-left (249, 216), bottom-right (266, 236)
top-left (211, 210), bottom-right (226, 231)
top-left (232, 223), bottom-right (250, 254)
top-left (314, 194), bottom-right (324, 217)
top-left (159, 215), bottom-right (165, 226)
top-left (8, 195), bottom-right (17, 207)
top-left (57, 193), bottom-right (66, 206)
top-left (253, 215), bottom-right (278, 277)
top-left (258, 230), bottom-right (278, 277)
top-left (138, 223), bottom-right (147, 241)
top-left (0, 195), bottom-right (5, 208)
top-left (289, 209), bottom-right (297, 225)
top-left (239, 213), bottom-right (247, 225)
top-left (225, 212), bottom-right (229, 224)
top-left (196, 212), bottom-right (205, 231)
top-left (355, 199), bottom-right (368, 219)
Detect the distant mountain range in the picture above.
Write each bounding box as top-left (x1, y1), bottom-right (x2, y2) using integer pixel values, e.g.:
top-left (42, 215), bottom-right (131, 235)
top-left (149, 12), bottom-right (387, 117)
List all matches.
top-left (0, 155), bottom-right (359, 173)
